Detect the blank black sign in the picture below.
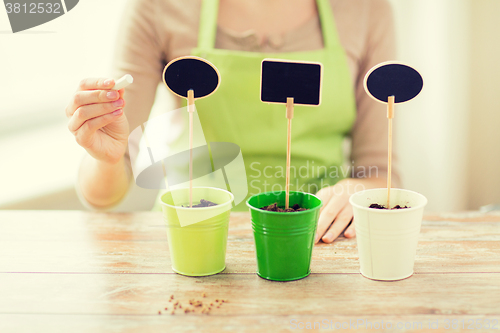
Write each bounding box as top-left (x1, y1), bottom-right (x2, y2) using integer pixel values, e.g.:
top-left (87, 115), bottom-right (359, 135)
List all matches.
top-left (365, 63), bottom-right (423, 103)
top-left (261, 60), bottom-right (322, 106)
top-left (163, 57), bottom-right (220, 99)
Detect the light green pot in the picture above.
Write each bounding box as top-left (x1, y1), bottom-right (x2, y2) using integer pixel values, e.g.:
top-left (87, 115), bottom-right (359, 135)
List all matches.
top-left (161, 187), bottom-right (234, 276)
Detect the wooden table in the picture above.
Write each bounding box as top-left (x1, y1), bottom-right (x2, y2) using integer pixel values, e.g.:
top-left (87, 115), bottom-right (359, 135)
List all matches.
top-left (1, 211), bottom-right (499, 332)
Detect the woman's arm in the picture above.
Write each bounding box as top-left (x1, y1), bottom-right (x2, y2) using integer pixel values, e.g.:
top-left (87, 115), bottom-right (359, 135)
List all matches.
top-left (315, 0), bottom-right (398, 243)
top-left (77, 155), bottom-right (131, 208)
top-left (72, 0), bottom-right (166, 210)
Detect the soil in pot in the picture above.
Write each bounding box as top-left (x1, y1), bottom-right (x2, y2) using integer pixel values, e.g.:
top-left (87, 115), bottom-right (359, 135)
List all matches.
top-left (182, 199), bottom-right (218, 208)
top-left (260, 203), bottom-right (309, 212)
top-left (369, 203), bottom-right (410, 210)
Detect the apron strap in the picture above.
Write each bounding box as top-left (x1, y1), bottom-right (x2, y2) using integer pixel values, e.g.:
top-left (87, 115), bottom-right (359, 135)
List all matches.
top-left (316, 0), bottom-right (342, 49)
top-left (197, 0), bottom-right (341, 50)
top-left (197, 0), bottom-right (219, 50)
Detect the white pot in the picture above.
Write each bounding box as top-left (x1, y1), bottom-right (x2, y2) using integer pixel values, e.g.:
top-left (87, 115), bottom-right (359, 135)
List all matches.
top-left (349, 188), bottom-right (428, 281)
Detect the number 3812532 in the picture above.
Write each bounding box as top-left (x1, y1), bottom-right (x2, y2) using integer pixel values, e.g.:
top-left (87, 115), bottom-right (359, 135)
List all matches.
top-left (5, 3), bottom-right (62, 14)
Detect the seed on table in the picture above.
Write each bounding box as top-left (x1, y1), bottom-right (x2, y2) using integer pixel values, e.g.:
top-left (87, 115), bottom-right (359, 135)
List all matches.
top-left (192, 300), bottom-right (203, 307)
top-left (202, 292), bottom-right (206, 297)
top-left (158, 311), bottom-right (161, 315)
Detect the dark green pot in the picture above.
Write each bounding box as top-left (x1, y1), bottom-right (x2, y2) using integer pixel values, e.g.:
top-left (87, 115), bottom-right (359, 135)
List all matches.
top-left (246, 191), bottom-right (322, 281)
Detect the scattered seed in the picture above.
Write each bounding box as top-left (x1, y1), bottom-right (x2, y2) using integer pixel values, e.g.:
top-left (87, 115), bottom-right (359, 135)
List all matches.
top-left (161, 296), bottom-right (229, 316)
top-left (192, 300), bottom-right (203, 307)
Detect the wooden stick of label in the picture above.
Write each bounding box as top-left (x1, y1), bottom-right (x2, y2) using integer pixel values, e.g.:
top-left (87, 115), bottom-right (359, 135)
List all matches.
top-left (387, 96), bottom-right (394, 209)
top-left (187, 89), bottom-right (195, 208)
top-left (363, 61), bottom-right (423, 209)
top-left (162, 56), bottom-right (220, 210)
top-left (285, 97), bottom-right (294, 209)
top-left (260, 59), bottom-right (323, 210)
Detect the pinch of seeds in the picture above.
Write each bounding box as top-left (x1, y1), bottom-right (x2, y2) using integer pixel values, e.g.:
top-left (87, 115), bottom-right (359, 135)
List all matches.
top-left (192, 300), bottom-right (203, 307)
top-left (184, 309), bottom-right (190, 313)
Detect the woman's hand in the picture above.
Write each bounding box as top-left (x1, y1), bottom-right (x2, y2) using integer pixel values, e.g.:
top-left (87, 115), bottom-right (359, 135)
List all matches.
top-left (66, 78), bottom-right (129, 165)
top-left (314, 177), bottom-right (386, 244)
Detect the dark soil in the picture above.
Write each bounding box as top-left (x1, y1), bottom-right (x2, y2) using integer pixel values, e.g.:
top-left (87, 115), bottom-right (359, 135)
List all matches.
top-left (369, 203), bottom-right (410, 210)
top-left (182, 199), bottom-right (218, 208)
top-left (260, 203), bottom-right (308, 212)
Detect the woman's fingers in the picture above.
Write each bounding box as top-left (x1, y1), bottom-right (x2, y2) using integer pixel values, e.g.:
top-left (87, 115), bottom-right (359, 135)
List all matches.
top-left (321, 204), bottom-right (353, 243)
top-left (66, 89), bottom-right (120, 118)
top-left (68, 99), bottom-right (125, 132)
top-left (344, 221), bottom-right (356, 238)
top-left (315, 192), bottom-right (348, 243)
top-left (73, 109), bottom-right (124, 148)
top-left (315, 186), bottom-right (335, 214)
top-left (78, 78), bottom-right (115, 91)
top-left (65, 78), bottom-right (117, 118)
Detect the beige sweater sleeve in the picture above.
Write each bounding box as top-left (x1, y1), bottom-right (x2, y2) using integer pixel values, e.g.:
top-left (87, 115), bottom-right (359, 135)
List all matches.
top-left (347, 0), bottom-right (401, 185)
top-left (111, 0), bottom-right (167, 170)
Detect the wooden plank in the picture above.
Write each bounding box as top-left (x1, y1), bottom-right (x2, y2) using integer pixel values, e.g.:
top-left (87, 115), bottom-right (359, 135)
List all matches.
top-left (2, 314), bottom-right (500, 333)
top-left (1, 239), bottom-right (499, 274)
top-left (2, 211), bottom-right (500, 242)
top-left (425, 211), bottom-right (500, 223)
top-left (1, 212), bottom-right (499, 274)
top-left (1, 273), bottom-right (499, 316)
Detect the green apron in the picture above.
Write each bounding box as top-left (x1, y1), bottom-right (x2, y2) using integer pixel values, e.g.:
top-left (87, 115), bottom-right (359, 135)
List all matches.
top-left (153, 0), bottom-right (356, 211)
